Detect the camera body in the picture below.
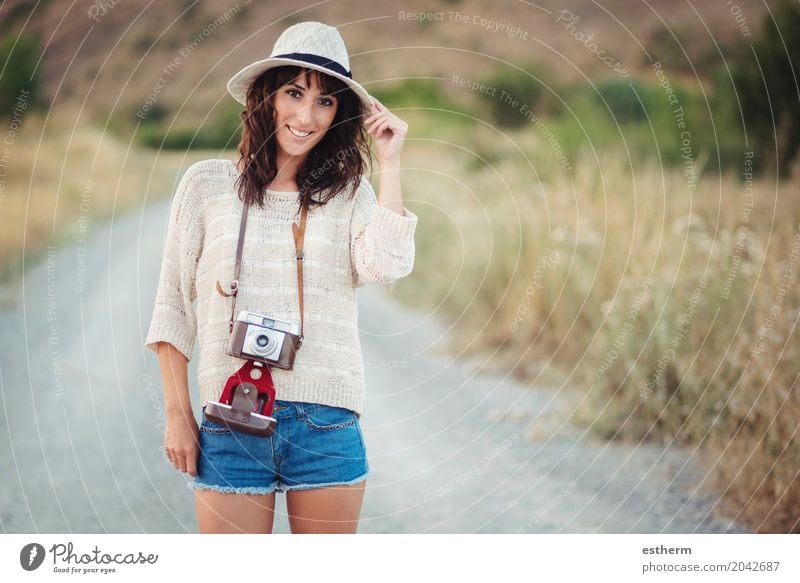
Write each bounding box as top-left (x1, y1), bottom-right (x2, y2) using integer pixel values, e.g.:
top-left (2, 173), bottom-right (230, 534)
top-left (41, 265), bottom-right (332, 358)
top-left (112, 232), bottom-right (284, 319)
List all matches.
top-left (226, 310), bottom-right (302, 369)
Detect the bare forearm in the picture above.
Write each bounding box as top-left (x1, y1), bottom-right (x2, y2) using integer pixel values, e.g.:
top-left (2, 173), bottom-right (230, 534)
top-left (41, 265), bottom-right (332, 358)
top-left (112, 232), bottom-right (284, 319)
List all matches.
top-left (156, 342), bottom-right (193, 419)
top-left (377, 158), bottom-right (405, 215)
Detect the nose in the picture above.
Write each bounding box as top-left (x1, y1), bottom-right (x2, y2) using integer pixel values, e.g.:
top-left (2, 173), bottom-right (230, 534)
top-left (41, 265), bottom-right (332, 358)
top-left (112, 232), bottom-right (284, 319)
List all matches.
top-left (294, 99), bottom-right (313, 126)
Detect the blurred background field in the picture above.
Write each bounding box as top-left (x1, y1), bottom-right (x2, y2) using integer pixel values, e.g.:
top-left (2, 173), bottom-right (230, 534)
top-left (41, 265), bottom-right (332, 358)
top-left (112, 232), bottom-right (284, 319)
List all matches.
top-left (1, 0), bottom-right (798, 532)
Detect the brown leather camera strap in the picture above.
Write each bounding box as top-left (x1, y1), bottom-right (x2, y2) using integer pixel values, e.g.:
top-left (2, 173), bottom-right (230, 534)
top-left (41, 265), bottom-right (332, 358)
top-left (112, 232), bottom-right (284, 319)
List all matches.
top-left (291, 206), bottom-right (307, 345)
top-left (216, 201), bottom-right (307, 341)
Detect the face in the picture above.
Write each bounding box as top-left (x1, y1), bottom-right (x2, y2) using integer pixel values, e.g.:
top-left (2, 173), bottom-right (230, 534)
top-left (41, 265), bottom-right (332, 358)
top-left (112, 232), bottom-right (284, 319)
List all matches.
top-left (272, 70), bottom-right (338, 161)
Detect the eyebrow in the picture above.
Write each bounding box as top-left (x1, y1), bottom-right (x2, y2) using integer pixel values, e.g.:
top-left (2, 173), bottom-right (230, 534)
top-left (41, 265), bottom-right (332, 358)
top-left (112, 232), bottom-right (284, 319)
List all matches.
top-left (288, 81), bottom-right (336, 99)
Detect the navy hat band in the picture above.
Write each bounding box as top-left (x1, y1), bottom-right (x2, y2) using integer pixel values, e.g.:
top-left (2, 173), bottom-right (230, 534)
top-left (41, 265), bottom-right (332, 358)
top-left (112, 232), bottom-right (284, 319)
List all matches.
top-left (272, 52), bottom-right (352, 79)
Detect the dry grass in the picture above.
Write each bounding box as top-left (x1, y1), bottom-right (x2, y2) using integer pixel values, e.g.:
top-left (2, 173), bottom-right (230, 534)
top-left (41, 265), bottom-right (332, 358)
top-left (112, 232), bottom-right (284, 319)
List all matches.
top-left (396, 110), bottom-right (800, 533)
top-left (2, 102), bottom-right (797, 533)
top-left (0, 105), bottom-right (215, 281)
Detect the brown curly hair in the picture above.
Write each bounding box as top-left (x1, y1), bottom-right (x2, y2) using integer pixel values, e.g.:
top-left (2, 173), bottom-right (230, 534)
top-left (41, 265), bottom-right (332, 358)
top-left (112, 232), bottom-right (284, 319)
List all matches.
top-left (233, 65), bottom-right (374, 213)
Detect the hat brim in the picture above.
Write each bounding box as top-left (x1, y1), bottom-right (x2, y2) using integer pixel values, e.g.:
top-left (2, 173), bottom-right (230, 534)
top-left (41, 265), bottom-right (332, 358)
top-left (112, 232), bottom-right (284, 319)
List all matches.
top-left (227, 57), bottom-right (373, 111)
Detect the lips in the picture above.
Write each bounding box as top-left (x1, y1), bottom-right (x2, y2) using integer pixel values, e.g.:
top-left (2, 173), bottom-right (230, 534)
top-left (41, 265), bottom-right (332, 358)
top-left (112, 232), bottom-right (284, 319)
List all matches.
top-left (287, 125), bottom-right (313, 139)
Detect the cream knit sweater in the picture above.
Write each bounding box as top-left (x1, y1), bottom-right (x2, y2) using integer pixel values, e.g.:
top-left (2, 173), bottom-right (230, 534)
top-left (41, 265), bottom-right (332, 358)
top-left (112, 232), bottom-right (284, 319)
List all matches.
top-left (144, 159), bottom-right (417, 417)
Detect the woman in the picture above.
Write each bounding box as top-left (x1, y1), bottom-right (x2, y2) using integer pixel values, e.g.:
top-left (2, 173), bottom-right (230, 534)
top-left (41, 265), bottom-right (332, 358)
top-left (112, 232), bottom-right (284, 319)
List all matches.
top-left (144, 21), bottom-right (417, 534)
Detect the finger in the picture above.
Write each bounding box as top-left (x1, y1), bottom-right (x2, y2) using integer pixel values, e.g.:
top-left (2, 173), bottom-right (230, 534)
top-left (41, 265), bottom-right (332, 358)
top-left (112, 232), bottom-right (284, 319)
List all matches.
top-left (187, 453), bottom-right (198, 477)
top-left (367, 119), bottom-right (383, 135)
top-left (165, 445), bottom-right (180, 464)
top-left (369, 112), bottom-right (390, 127)
top-left (368, 117), bottom-right (385, 132)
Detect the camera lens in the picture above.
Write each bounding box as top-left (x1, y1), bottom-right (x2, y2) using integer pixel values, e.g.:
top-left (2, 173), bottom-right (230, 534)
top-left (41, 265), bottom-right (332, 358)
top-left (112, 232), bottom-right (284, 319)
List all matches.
top-left (256, 334), bottom-right (270, 348)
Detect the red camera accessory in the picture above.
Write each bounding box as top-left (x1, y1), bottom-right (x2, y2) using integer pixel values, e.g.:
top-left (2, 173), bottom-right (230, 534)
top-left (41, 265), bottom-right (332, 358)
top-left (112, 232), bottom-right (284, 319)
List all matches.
top-left (203, 360), bottom-right (277, 437)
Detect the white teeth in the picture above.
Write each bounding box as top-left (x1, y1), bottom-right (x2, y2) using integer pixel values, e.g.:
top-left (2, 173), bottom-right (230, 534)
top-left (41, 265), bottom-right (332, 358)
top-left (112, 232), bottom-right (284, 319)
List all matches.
top-left (288, 126), bottom-right (311, 137)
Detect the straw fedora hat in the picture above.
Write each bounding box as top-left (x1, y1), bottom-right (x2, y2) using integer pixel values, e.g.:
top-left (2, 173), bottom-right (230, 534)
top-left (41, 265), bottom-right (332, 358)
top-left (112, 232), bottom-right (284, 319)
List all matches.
top-left (226, 21), bottom-right (374, 110)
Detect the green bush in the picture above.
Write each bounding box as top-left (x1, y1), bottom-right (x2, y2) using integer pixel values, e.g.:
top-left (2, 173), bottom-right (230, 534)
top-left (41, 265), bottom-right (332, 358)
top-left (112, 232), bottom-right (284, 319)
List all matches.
top-left (476, 64), bottom-right (551, 128)
top-left (593, 77), bottom-right (653, 124)
top-left (137, 100), bottom-right (242, 150)
top-left (134, 33), bottom-right (156, 52)
top-left (690, 65), bottom-right (747, 174)
top-left (0, 31), bottom-right (44, 117)
top-left (538, 77), bottom-right (747, 177)
top-left (728, 0), bottom-right (800, 177)
top-left (369, 78), bottom-right (456, 111)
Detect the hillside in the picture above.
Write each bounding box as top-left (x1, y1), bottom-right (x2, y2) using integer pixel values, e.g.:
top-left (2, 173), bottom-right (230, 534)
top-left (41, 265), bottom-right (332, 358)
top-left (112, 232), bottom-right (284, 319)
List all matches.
top-left (1, 0), bottom-right (775, 127)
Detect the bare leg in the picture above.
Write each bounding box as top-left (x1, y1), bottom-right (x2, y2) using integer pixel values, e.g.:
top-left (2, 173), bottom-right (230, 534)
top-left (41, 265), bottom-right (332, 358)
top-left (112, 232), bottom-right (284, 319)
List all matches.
top-left (286, 480), bottom-right (366, 534)
top-left (194, 490), bottom-right (276, 534)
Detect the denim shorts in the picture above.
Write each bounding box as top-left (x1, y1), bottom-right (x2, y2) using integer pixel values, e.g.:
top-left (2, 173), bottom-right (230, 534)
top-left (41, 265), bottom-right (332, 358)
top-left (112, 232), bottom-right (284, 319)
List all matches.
top-left (189, 400), bottom-right (370, 495)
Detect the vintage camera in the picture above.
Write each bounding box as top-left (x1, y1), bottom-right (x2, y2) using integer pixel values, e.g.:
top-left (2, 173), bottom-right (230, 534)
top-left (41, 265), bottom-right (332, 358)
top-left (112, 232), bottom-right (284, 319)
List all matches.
top-left (226, 310), bottom-right (302, 370)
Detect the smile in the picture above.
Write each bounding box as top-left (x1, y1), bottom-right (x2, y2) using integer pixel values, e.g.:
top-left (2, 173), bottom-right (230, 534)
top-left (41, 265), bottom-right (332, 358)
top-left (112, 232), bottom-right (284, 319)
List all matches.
top-left (287, 125), bottom-right (313, 138)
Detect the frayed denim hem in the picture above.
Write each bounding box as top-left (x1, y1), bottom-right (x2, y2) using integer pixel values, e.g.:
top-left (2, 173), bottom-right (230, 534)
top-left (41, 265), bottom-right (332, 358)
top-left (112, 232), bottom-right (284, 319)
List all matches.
top-left (188, 481), bottom-right (279, 496)
top-left (280, 468), bottom-right (371, 492)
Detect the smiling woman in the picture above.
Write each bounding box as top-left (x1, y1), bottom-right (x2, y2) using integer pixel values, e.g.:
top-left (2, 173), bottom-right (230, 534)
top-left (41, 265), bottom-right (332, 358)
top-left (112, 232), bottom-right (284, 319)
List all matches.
top-left (232, 62), bottom-right (372, 208)
top-left (144, 21), bottom-right (418, 535)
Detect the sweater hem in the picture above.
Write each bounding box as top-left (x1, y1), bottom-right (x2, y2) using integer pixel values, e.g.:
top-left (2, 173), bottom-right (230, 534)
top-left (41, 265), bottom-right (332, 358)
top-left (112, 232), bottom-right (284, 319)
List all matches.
top-left (200, 381), bottom-right (365, 418)
top-left (145, 322), bottom-right (196, 361)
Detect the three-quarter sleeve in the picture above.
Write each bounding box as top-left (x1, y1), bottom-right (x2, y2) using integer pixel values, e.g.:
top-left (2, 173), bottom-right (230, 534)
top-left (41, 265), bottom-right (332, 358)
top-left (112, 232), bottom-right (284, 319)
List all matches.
top-left (349, 176), bottom-right (418, 287)
top-left (144, 163), bottom-right (205, 360)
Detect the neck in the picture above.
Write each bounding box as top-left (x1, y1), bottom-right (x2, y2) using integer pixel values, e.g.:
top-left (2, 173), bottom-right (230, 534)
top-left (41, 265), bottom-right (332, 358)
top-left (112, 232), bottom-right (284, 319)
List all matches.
top-left (236, 152), bottom-right (307, 192)
top-left (273, 149), bottom-right (305, 184)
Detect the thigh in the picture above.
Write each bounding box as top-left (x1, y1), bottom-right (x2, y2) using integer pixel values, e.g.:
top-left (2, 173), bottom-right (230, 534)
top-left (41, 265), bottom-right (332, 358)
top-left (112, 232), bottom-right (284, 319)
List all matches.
top-left (277, 402), bottom-right (370, 489)
top-left (286, 480), bottom-right (366, 534)
top-left (193, 411), bottom-right (280, 492)
top-left (195, 489), bottom-right (276, 534)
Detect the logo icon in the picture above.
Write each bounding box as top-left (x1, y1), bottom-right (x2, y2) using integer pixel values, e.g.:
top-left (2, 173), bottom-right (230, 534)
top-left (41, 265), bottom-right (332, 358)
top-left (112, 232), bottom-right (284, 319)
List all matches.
top-left (20, 543), bottom-right (46, 571)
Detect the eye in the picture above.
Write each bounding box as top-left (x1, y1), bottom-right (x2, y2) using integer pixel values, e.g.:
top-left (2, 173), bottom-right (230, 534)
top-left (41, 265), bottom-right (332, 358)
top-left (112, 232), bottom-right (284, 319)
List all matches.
top-left (287, 89), bottom-right (301, 98)
top-left (319, 97), bottom-right (335, 107)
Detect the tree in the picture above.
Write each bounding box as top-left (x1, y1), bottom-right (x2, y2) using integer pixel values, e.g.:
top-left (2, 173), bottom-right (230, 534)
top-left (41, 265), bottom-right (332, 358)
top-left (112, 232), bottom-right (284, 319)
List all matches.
top-left (730, 0), bottom-right (800, 178)
top-left (0, 31), bottom-right (43, 119)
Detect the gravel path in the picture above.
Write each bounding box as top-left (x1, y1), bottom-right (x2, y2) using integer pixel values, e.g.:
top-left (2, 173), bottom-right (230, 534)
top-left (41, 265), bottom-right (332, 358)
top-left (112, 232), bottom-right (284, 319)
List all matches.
top-left (0, 198), bottom-right (748, 533)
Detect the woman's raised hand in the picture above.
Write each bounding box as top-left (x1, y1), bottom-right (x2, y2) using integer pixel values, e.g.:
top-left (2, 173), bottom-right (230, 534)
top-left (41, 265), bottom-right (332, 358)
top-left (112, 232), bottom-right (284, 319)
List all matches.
top-left (364, 97), bottom-right (408, 164)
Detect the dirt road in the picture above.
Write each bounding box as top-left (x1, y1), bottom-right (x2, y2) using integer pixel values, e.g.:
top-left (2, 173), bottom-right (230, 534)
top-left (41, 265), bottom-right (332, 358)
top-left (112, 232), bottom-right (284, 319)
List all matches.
top-left (0, 198), bottom-right (747, 533)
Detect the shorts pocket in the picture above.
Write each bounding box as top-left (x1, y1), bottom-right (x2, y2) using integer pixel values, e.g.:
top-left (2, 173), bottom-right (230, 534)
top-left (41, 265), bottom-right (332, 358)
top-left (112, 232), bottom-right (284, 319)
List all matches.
top-left (302, 404), bottom-right (358, 432)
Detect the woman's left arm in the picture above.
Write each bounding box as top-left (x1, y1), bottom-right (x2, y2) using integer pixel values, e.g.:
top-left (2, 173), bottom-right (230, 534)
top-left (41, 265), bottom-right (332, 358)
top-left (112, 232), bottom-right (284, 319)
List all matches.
top-left (349, 98), bottom-right (418, 287)
top-left (365, 97), bottom-right (407, 216)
